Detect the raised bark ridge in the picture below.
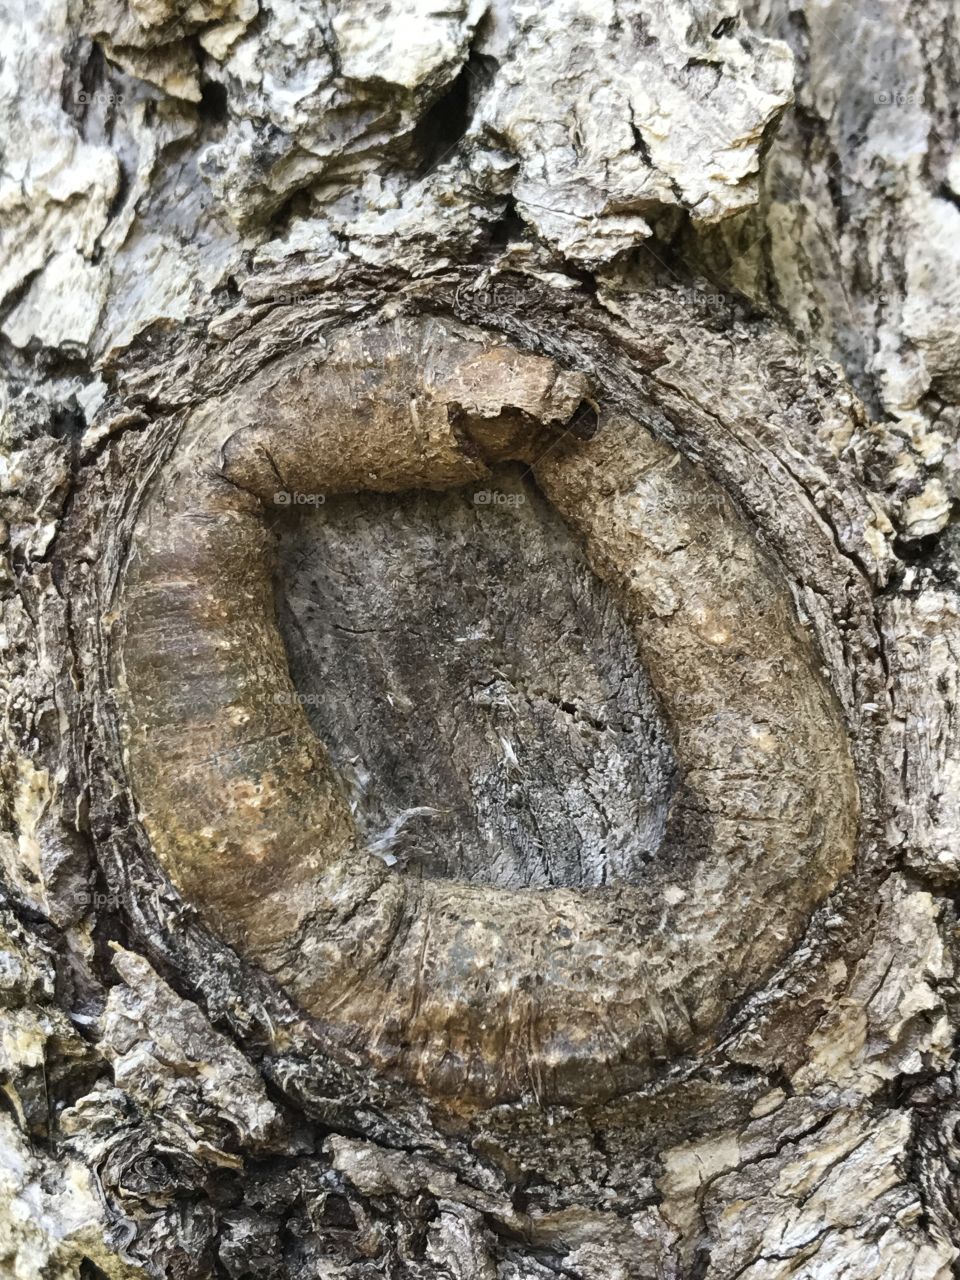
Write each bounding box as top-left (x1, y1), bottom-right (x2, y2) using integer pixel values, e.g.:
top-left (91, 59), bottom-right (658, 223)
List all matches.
top-left (112, 304), bottom-right (858, 1110)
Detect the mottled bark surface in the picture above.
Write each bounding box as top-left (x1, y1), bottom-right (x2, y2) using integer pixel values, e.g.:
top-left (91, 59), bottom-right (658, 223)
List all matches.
top-left (1, 2), bottom-right (959, 1279)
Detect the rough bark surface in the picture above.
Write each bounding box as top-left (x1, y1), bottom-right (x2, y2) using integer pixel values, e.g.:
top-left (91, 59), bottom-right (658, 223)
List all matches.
top-left (1, 1), bottom-right (959, 1279)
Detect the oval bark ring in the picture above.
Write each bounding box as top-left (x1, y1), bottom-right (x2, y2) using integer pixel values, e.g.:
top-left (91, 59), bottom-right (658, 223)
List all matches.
top-left (114, 314), bottom-right (858, 1109)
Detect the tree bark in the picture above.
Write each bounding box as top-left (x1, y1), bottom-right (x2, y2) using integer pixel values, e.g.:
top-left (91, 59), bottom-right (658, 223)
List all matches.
top-left (1, 2), bottom-right (958, 1279)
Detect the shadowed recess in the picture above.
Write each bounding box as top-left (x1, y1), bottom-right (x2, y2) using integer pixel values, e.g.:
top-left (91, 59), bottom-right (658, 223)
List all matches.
top-left (273, 463), bottom-right (677, 890)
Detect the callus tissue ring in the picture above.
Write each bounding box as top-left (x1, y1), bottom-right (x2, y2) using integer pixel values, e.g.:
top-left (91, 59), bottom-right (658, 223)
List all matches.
top-left (113, 312), bottom-right (858, 1111)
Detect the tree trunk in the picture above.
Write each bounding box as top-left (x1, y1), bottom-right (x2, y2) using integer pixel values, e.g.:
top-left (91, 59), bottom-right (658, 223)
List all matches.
top-left (2, 2), bottom-right (959, 1278)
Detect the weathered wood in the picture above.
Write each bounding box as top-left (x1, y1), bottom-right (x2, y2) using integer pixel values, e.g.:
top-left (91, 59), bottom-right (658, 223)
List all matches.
top-left (1, 1), bottom-right (958, 1278)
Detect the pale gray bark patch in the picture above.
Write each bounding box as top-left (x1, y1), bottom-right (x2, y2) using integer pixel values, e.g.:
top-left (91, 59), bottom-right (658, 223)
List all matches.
top-left (696, 0), bottom-right (960, 548)
top-left (0, 0), bottom-right (795, 362)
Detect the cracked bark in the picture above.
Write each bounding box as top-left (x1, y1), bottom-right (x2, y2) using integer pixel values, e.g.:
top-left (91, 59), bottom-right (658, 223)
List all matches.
top-left (1, 2), bottom-right (959, 1279)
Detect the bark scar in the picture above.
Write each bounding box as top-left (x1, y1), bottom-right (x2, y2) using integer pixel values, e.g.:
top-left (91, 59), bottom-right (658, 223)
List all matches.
top-left (111, 313), bottom-right (859, 1113)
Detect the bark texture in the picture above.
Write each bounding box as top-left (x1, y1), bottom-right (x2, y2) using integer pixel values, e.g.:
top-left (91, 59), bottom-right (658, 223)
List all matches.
top-left (1, 1), bottom-right (959, 1279)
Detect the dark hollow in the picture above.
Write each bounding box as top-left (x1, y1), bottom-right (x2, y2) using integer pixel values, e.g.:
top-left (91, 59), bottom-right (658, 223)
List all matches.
top-left (273, 464), bottom-right (677, 890)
